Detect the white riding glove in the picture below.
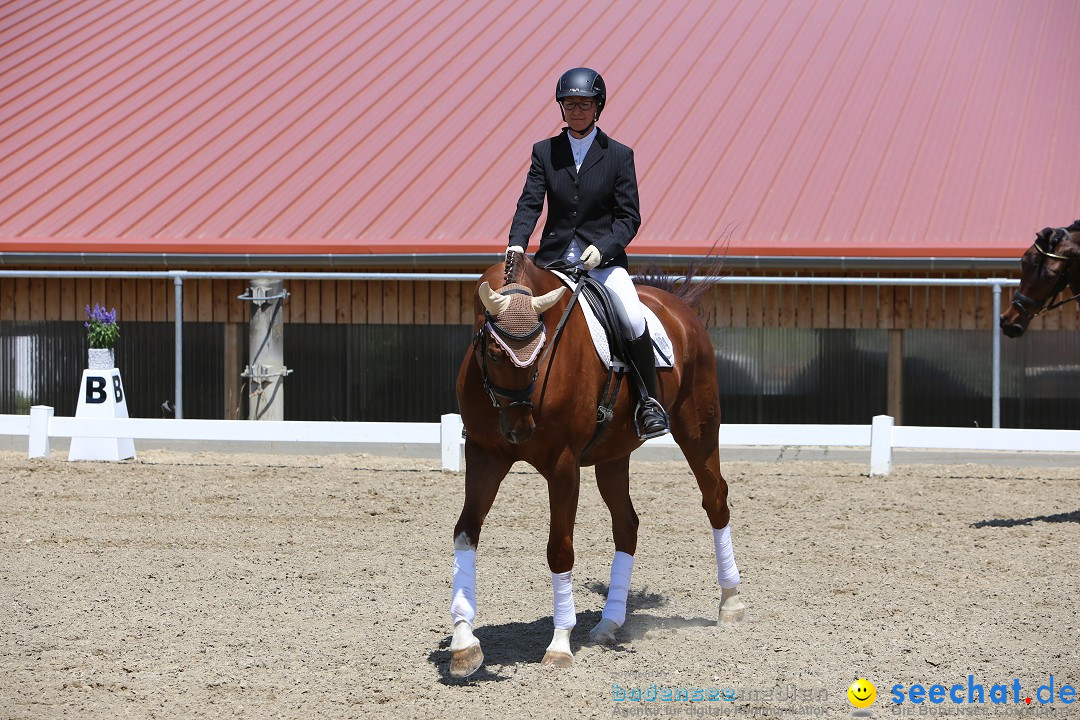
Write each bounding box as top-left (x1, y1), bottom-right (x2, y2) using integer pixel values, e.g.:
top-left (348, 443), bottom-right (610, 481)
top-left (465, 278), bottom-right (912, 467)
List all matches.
top-left (581, 245), bottom-right (602, 270)
top-left (507, 245), bottom-right (524, 259)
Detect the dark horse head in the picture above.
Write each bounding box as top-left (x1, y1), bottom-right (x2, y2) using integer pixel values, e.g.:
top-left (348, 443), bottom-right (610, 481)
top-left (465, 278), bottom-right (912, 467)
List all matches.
top-left (999, 222), bottom-right (1080, 338)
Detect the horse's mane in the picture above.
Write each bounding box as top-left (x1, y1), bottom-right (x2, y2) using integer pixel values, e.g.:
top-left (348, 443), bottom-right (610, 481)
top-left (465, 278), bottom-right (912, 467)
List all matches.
top-left (504, 248), bottom-right (524, 286)
top-left (631, 223), bottom-right (735, 310)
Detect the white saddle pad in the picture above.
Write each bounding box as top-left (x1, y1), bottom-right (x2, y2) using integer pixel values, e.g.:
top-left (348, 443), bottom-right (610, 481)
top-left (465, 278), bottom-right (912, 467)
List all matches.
top-left (551, 270), bottom-right (674, 371)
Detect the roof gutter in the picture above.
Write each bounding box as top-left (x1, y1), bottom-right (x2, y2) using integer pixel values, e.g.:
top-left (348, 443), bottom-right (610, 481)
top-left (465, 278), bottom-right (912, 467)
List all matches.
top-left (0, 252), bottom-right (1020, 272)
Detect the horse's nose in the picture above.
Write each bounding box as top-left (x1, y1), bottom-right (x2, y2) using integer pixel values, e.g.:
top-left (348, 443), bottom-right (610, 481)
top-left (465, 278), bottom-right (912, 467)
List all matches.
top-left (504, 429), bottom-right (529, 444)
top-left (503, 425), bottom-right (534, 444)
top-left (999, 316), bottom-right (1025, 338)
top-left (499, 411), bottom-right (535, 444)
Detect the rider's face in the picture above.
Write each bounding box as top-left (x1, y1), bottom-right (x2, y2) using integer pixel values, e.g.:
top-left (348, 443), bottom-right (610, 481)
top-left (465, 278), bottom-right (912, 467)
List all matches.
top-left (560, 98), bottom-right (597, 135)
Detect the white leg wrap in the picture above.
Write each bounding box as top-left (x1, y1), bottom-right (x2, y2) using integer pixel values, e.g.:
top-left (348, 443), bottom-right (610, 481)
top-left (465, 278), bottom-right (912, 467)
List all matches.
top-left (601, 551), bottom-right (634, 626)
top-left (551, 570), bottom-right (577, 630)
top-left (451, 549), bottom-right (477, 625)
top-left (713, 524), bottom-right (741, 589)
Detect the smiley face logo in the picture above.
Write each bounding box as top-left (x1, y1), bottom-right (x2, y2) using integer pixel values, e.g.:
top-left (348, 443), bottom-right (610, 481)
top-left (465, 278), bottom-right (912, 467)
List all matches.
top-left (848, 678), bottom-right (876, 708)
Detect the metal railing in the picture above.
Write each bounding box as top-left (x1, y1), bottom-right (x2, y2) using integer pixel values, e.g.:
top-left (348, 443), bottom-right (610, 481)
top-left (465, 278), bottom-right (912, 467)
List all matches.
top-left (0, 270), bottom-right (1022, 425)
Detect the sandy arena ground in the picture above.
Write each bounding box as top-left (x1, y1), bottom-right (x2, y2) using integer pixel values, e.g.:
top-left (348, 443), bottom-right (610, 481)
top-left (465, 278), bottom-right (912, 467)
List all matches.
top-left (1, 449), bottom-right (1078, 719)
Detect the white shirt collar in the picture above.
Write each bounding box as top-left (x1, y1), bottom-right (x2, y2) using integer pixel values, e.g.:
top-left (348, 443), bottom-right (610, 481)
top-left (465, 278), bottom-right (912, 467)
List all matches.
top-left (567, 126), bottom-right (598, 170)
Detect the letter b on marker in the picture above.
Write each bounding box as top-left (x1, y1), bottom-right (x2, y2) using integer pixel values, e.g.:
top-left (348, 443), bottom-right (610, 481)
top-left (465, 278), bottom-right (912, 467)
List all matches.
top-left (86, 376), bottom-right (107, 404)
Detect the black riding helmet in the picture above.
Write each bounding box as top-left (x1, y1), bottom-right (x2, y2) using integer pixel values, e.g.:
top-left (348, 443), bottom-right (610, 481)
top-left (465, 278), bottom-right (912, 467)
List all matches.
top-left (555, 67), bottom-right (606, 119)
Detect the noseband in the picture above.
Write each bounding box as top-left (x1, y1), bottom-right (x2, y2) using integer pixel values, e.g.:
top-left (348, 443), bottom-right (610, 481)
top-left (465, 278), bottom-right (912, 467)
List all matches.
top-left (1010, 231), bottom-right (1079, 319)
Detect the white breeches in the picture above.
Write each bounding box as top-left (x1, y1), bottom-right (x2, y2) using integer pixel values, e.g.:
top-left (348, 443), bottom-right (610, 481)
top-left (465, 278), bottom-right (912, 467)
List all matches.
top-left (588, 266), bottom-right (647, 338)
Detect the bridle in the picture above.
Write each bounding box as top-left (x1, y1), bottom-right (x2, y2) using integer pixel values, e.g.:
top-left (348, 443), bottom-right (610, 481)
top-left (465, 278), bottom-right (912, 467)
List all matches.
top-left (473, 288), bottom-right (546, 409)
top-left (472, 264), bottom-right (588, 412)
top-left (1010, 230), bottom-right (1080, 320)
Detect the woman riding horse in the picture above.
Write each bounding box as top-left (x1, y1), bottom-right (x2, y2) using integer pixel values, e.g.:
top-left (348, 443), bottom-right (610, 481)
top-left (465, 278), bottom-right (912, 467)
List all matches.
top-left (507, 66), bottom-right (668, 440)
top-left (447, 69), bottom-right (745, 679)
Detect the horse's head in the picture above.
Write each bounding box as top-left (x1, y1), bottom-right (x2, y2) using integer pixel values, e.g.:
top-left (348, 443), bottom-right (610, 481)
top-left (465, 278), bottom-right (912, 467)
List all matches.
top-left (999, 226), bottom-right (1080, 338)
top-left (473, 268), bottom-right (566, 444)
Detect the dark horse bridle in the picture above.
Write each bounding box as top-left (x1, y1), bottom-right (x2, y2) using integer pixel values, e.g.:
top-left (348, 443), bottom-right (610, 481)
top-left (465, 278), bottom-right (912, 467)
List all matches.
top-left (1010, 228), bottom-right (1080, 321)
top-left (473, 287), bottom-right (547, 409)
top-left (472, 261), bottom-right (588, 412)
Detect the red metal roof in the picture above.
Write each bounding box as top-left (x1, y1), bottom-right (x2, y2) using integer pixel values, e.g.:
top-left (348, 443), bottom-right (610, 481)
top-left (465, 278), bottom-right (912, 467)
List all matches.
top-left (1, 0), bottom-right (1078, 260)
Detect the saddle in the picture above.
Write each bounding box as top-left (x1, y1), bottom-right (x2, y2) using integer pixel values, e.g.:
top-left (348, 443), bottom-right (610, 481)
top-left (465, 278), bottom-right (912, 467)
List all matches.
top-left (549, 269), bottom-right (673, 370)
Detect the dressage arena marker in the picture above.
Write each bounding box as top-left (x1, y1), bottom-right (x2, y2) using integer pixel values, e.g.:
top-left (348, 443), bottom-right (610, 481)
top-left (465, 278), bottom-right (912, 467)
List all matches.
top-left (67, 367), bottom-right (135, 462)
top-left (4, 411), bottom-right (1078, 475)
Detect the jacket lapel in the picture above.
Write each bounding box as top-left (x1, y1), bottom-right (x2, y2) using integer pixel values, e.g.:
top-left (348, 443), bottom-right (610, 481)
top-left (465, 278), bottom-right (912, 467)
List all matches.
top-left (551, 132), bottom-right (578, 181)
top-left (578, 129), bottom-right (608, 177)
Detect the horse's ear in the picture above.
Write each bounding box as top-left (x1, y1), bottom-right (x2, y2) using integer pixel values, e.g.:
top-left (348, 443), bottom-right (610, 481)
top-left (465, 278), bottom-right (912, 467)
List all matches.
top-left (1036, 227), bottom-right (1054, 246)
top-left (531, 286), bottom-right (567, 314)
top-left (479, 282), bottom-right (511, 316)
top-left (1060, 228), bottom-right (1080, 256)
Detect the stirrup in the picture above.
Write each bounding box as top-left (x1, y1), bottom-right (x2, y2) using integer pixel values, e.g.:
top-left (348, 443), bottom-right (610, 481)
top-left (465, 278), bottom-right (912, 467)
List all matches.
top-left (634, 399), bottom-right (669, 440)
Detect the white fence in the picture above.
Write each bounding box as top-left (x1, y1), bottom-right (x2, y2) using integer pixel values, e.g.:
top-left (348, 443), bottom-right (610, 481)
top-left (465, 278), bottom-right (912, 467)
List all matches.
top-left (3, 408), bottom-right (1077, 475)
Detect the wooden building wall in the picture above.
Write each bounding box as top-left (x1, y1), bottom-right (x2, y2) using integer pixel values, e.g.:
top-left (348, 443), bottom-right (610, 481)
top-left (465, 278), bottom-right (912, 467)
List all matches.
top-left (1, 269), bottom-right (1077, 331)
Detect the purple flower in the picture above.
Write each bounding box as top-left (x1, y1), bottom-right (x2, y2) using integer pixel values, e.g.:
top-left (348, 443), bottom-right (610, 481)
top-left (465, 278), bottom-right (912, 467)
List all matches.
top-left (85, 303), bottom-right (116, 325)
top-left (84, 303), bottom-right (120, 349)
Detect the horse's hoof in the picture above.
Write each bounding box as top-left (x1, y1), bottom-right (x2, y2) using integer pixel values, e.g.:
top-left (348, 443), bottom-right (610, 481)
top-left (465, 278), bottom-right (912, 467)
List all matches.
top-left (449, 643), bottom-right (484, 678)
top-left (589, 618), bottom-right (619, 645)
top-left (718, 594), bottom-right (746, 626)
top-left (541, 650), bottom-right (574, 668)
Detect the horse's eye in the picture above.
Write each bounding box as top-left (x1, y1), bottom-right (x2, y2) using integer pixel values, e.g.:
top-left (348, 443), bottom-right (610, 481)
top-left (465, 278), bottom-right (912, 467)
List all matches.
top-left (1042, 262), bottom-right (1062, 278)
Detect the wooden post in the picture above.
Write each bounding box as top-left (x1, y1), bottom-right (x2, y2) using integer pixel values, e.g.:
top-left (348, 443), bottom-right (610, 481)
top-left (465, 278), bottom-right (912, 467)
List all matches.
top-left (224, 322), bottom-right (242, 419)
top-left (887, 328), bottom-right (903, 425)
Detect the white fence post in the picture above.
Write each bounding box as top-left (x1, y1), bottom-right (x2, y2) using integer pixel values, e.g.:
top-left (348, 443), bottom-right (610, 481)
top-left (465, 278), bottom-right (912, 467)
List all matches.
top-left (441, 413), bottom-right (464, 472)
top-left (28, 405), bottom-right (54, 458)
top-left (869, 414), bottom-right (894, 476)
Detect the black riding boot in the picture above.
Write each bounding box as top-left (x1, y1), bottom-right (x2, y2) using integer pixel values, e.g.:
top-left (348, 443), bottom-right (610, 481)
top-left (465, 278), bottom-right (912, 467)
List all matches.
top-left (626, 328), bottom-right (670, 439)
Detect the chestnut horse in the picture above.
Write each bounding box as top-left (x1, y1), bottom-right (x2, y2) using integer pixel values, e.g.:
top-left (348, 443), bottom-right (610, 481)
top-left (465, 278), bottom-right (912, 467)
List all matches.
top-left (447, 249), bottom-right (744, 679)
top-left (999, 221), bottom-right (1080, 338)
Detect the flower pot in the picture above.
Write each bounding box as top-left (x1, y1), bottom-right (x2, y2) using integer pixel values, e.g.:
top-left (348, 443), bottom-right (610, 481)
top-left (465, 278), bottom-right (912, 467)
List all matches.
top-left (88, 348), bottom-right (115, 370)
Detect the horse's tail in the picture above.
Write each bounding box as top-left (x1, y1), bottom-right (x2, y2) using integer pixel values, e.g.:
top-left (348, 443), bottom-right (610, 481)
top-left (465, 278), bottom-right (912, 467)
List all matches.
top-left (632, 223), bottom-right (736, 311)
